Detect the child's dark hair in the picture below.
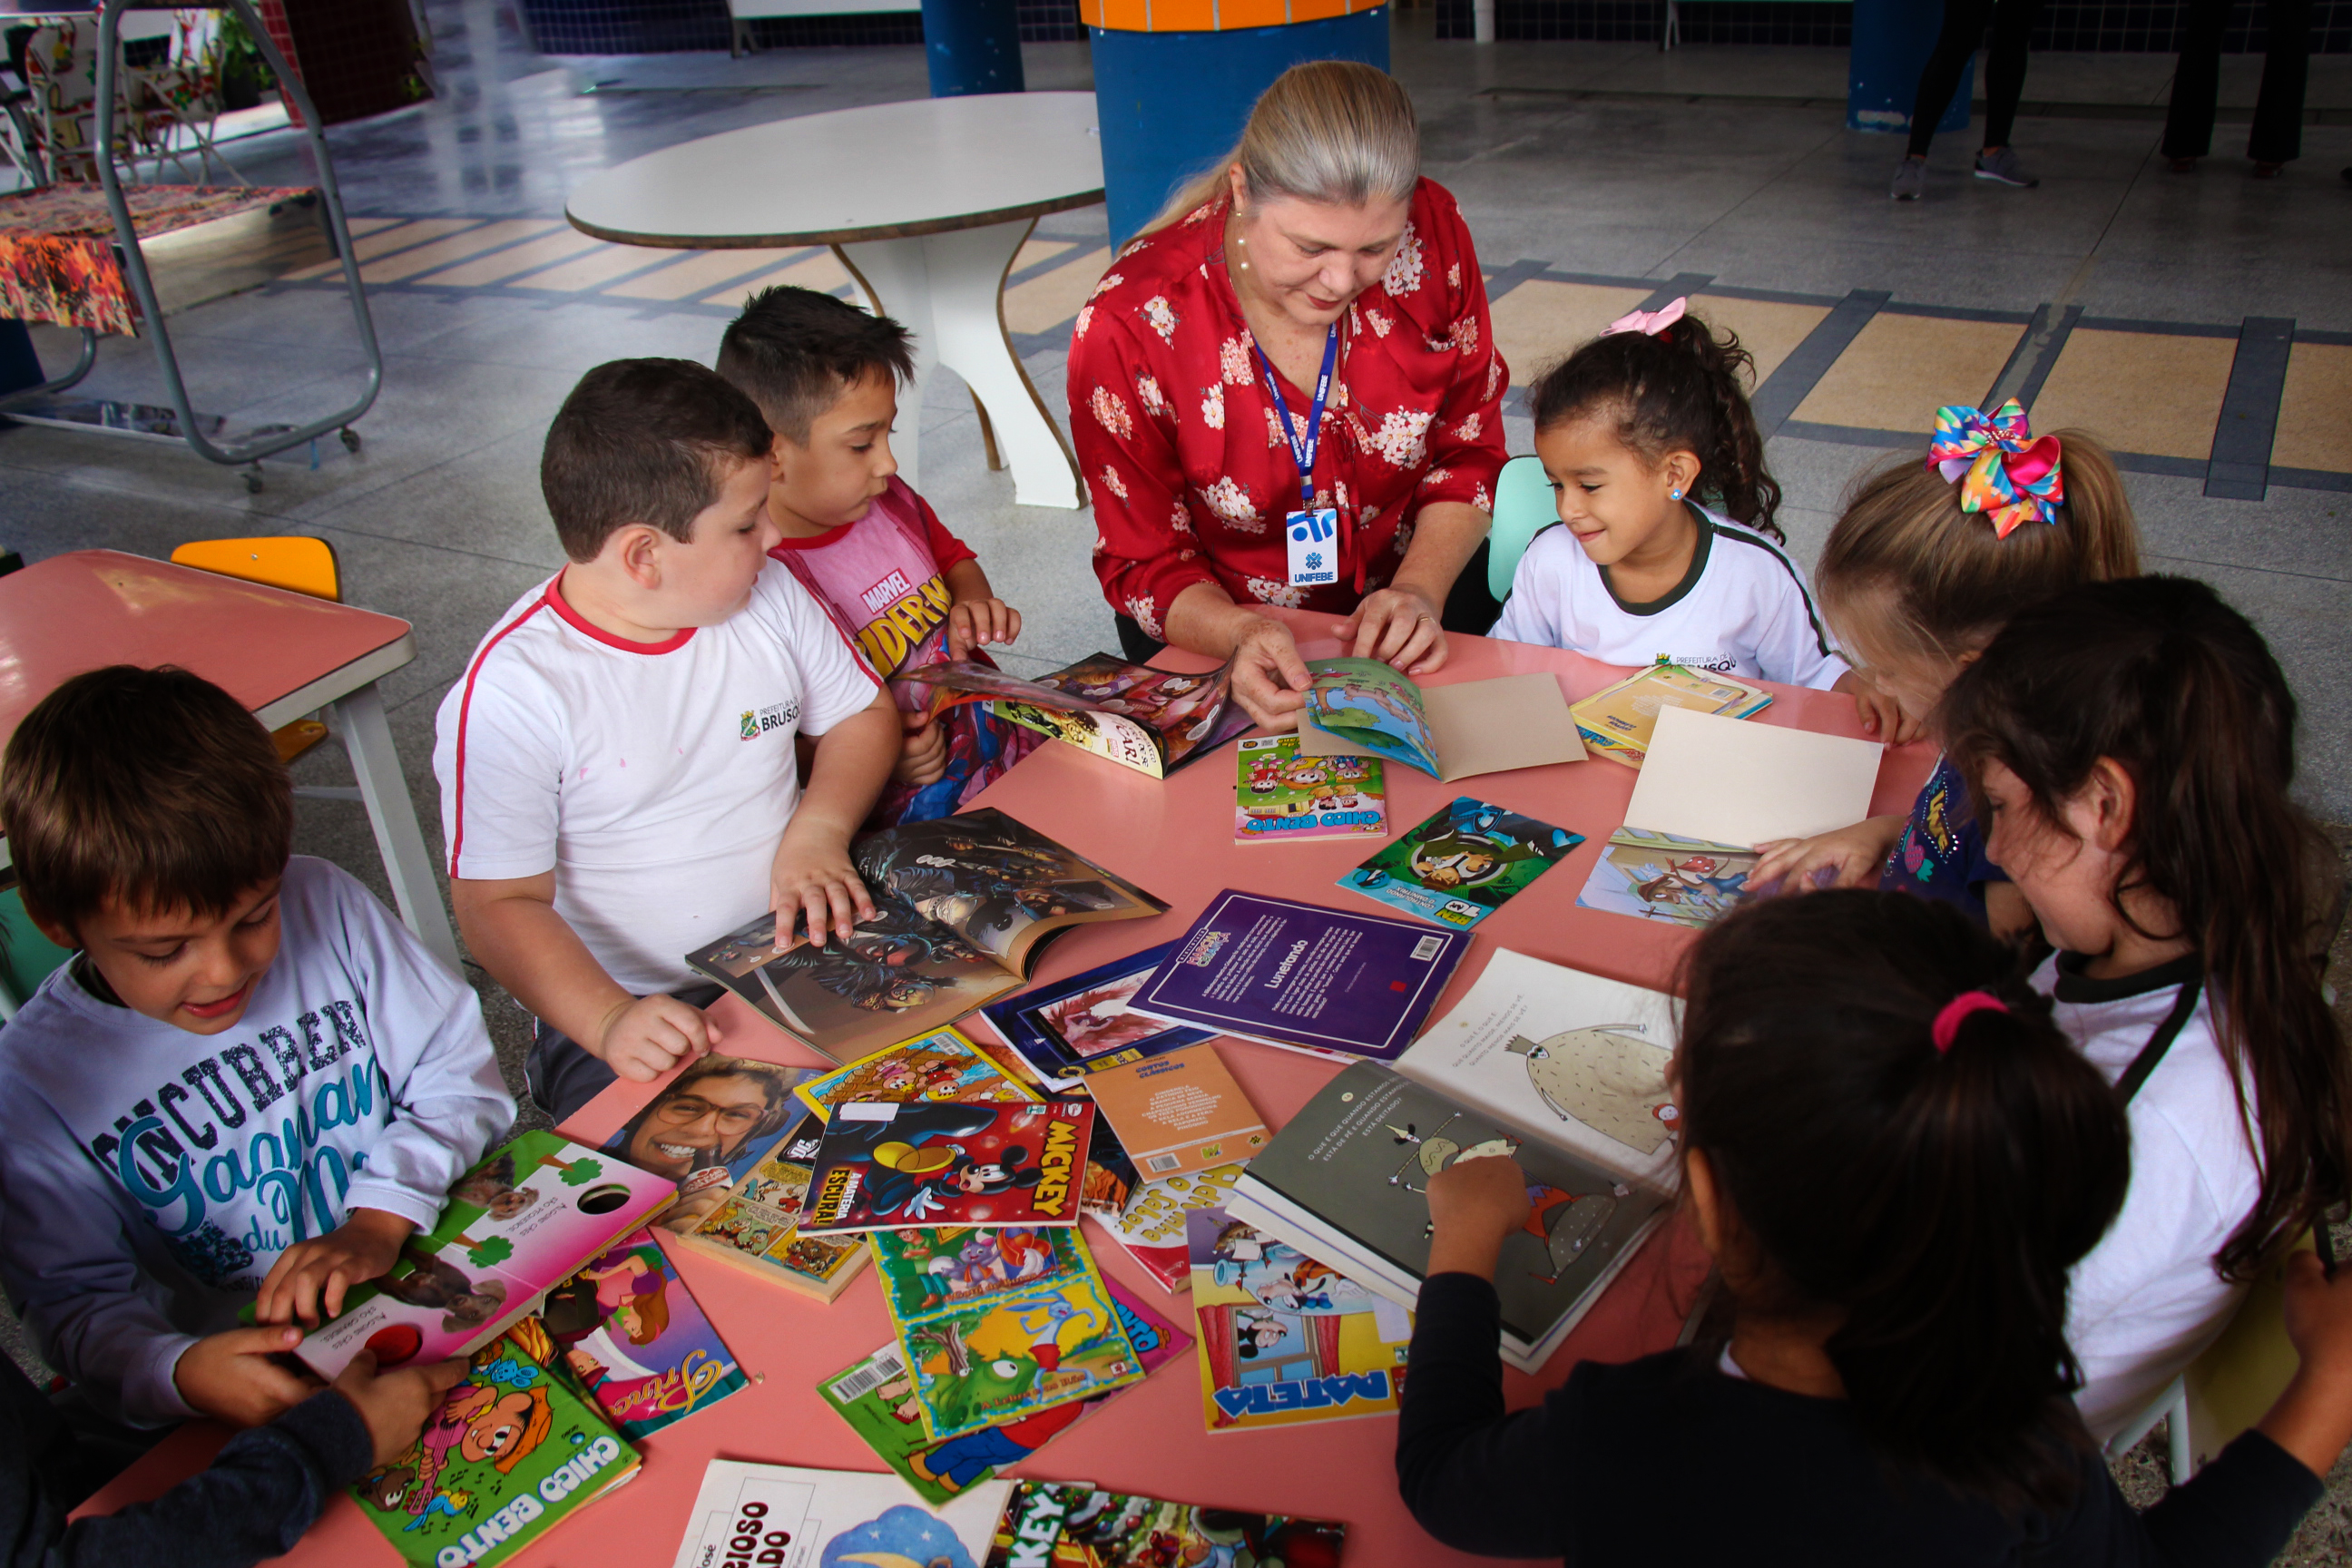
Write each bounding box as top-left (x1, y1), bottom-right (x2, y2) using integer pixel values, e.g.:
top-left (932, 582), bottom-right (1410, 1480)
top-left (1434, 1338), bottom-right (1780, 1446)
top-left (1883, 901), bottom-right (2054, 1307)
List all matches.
top-left (1678, 890), bottom-right (2129, 1514)
top-left (540, 358), bottom-right (772, 563)
top-left (1527, 309), bottom-right (1783, 541)
top-left (1940, 574), bottom-right (2350, 1282)
top-left (0, 665), bottom-right (293, 938)
top-left (716, 285), bottom-right (915, 444)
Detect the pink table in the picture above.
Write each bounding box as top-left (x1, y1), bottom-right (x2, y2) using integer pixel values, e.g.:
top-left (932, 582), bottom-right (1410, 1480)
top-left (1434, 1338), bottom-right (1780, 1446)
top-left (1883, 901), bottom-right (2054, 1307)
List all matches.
top-left (83, 615), bottom-right (1933, 1565)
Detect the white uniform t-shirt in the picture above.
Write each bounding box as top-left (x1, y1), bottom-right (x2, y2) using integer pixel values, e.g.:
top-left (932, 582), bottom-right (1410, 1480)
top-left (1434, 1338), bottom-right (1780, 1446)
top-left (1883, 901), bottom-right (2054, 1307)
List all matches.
top-left (2040, 951), bottom-right (2261, 1443)
top-left (433, 562), bottom-right (881, 994)
top-left (1490, 504), bottom-right (1847, 690)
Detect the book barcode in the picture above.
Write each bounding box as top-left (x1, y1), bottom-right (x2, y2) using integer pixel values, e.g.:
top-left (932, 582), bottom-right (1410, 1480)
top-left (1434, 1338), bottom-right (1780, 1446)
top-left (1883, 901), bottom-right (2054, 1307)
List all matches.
top-left (1146, 1152), bottom-right (1183, 1174)
top-left (1411, 935), bottom-right (1445, 961)
top-left (829, 1350), bottom-right (907, 1402)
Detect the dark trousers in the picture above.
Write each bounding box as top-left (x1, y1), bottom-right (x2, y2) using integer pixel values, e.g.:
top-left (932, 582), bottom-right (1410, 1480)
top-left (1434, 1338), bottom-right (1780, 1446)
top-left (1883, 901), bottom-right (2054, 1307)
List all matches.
top-left (2163, 0), bottom-right (2310, 165)
top-left (1112, 539), bottom-right (1503, 663)
top-left (525, 981), bottom-right (723, 1125)
top-left (1907, 0), bottom-right (2044, 157)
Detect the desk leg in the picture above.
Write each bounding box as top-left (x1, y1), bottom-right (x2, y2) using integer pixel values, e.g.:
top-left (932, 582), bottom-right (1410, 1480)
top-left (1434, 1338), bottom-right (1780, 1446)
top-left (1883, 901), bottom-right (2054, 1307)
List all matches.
top-left (835, 220), bottom-right (1084, 510)
top-left (328, 682), bottom-right (464, 974)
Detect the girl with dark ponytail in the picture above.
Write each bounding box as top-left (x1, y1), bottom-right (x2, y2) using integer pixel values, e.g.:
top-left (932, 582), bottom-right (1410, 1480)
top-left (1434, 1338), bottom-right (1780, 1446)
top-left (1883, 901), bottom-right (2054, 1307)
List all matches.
top-left (1396, 890), bottom-right (2352, 1563)
top-left (1493, 300), bottom-right (1891, 729)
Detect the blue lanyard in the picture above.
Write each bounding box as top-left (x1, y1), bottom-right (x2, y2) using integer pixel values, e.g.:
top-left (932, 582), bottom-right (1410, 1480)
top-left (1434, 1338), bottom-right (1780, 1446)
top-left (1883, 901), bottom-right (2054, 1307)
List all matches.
top-left (1254, 324), bottom-right (1340, 491)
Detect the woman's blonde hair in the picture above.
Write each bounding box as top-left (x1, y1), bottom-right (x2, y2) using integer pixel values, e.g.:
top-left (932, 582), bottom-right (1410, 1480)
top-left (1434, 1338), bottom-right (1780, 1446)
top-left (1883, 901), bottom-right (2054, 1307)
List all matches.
top-left (1142, 60), bottom-right (1420, 237)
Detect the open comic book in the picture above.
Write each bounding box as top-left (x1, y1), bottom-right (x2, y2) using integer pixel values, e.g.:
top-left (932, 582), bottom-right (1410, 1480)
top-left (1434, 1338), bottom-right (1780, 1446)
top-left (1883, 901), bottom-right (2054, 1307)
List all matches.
top-left (686, 809), bottom-right (1162, 1063)
top-left (899, 652), bottom-right (1254, 779)
top-left (1296, 657), bottom-right (1584, 781)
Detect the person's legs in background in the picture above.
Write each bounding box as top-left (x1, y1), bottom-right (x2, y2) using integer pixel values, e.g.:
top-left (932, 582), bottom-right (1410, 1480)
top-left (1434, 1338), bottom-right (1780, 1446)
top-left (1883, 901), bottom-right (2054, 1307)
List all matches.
top-left (2162, 0), bottom-right (2228, 170)
top-left (1972, 0), bottom-right (2045, 187)
top-left (1894, 0), bottom-right (1991, 200)
top-left (2249, 0), bottom-right (2311, 174)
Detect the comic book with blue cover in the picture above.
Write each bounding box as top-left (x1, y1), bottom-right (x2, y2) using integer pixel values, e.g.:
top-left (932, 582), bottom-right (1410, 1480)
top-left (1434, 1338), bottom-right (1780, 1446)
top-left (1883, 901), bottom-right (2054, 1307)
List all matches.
top-left (1339, 797), bottom-right (1583, 928)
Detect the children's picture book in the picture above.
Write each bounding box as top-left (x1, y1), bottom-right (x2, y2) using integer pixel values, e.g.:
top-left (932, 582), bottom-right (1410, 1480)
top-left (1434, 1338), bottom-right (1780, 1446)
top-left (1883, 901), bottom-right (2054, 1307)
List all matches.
top-left (658, 1115), bottom-right (871, 1303)
top-left (1622, 702), bottom-right (1883, 849)
top-left (819, 1277), bottom-right (1190, 1505)
top-left (1098, 1163), bottom-right (1246, 1293)
top-left (1083, 1043), bottom-right (1269, 1180)
top-left (686, 809), bottom-right (1163, 1063)
top-left (902, 652), bottom-right (1254, 779)
top-left (352, 1317), bottom-right (639, 1568)
top-left (1233, 734), bottom-right (1387, 844)
top-left (292, 1132), bottom-right (677, 1379)
top-left (669, 1460), bottom-right (1010, 1568)
top-left (799, 1099), bottom-right (1098, 1234)
top-left (1185, 1205), bottom-right (1412, 1433)
top-left (538, 1230), bottom-right (745, 1442)
top-left (1294, 657), bottom-right (1585, 781)
top-left (1569, 661), bottom-right (1772, 769)
top-left (1339, 797), bottom-right (1583, 929)
top-left (1081, 1112), bottom-right (1141, 1220)
top-left (1575, 827), bottom-right (1764, 929)
top-left (984, 1480), bottom-right (1348, 1568)
top-left (1127, 891), bottom-right (1470, 1062)
top-left (793, 1026), bottom-right (1040, 1121)
top-left (979, 942), bottom-right (1214, 1091)
top-left (1227, 1059), bottom-right (1672, 1374)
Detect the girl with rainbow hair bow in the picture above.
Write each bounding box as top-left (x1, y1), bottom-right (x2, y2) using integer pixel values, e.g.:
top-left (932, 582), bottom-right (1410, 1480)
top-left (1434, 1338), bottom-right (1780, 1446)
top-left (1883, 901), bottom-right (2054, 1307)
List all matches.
top-left (1750, 401), bottom-right (2138, 936)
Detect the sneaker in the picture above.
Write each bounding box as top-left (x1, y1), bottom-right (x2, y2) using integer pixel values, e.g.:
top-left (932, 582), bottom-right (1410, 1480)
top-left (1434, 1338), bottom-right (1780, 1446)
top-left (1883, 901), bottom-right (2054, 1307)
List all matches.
top-left (1974, 147), bottom-right (2038, 188)
top-left (1890, 157), bottom-right (1926, 201)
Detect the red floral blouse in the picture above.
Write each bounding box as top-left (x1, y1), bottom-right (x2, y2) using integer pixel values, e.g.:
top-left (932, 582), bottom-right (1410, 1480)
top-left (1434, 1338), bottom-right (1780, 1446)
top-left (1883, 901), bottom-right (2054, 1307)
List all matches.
top-left (1069, 178), bottom-right (1510, 639)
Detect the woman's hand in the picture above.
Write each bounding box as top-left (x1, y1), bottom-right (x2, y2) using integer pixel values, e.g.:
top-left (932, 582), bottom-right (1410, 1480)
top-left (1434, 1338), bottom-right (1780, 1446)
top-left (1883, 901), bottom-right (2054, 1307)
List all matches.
top-left (1228, 614), bottom-right (1315, 730)
top-left (1751, 815), bottom-right (1907, 894)
top-left (1337, 584), bottom-right (1446, 676)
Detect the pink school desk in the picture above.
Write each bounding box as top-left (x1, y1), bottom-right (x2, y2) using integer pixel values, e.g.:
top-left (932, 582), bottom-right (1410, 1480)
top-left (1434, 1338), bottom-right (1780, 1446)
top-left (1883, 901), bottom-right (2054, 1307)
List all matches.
top-left (81, 613), bottom-right (1934, 1566)
top-left (0, 550), bottom-right (459, 975)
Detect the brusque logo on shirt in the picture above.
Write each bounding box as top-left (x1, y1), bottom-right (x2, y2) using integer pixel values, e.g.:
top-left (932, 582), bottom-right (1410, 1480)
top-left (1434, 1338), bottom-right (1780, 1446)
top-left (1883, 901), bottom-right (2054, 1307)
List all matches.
top-left (740, 698), bottom-right (801, 740)
top-left (1664, 654), bottom-right (1736, 673)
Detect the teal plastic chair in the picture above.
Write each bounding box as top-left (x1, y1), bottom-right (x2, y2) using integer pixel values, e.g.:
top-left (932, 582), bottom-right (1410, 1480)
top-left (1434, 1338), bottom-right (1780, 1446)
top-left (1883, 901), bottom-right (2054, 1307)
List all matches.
top-left (0, 882), bottom-right (72, 1022)
top-left (1486, 454), bottom-right (1557, 603)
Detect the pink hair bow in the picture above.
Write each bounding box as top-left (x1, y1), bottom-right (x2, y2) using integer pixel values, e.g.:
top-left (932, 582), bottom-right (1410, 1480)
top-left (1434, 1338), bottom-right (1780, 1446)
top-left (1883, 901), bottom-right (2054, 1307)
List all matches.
top-left (1602, 297), bottom-right (1687, 338)
top-left (1926, 399), bottom-right (2065, 537)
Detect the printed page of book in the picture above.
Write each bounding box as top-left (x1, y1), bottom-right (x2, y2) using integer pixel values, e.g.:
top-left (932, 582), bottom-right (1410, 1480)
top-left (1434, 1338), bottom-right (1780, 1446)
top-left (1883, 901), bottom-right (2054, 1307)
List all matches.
top-left (669, 1460), bottom-right (1010, 1568)
top-left (1395, 947), bottom-right (1680, 1191)
top-left (1298, 672), bottom-right (1586, 780)
top-left (1083, 1042), bottom-right (1270, 1179)
top-left (1296, 657), bottom-right (1442, 776)
top-left (1623, 703), bottom-right (1882, 848)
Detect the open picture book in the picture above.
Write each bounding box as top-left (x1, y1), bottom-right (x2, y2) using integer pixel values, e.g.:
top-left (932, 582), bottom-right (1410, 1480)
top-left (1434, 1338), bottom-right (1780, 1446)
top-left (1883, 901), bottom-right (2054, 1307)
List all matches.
top-left (1295, 657), bottom-right (1585, 781)
top-left (1228, 948), bottom-right (1684, 1371)
top-left (686, 808), bottom-right (1163, 1063)
top-left (899, 651), bottom-right (1254, 779)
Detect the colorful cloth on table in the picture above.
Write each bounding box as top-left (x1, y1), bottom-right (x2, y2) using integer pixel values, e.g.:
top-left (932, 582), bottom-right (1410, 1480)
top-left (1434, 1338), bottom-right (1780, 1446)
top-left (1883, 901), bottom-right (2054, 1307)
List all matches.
top-left (0, 182), bottom-right (313, 333)
top-left (1069, 177), bottom-right (1509, 636)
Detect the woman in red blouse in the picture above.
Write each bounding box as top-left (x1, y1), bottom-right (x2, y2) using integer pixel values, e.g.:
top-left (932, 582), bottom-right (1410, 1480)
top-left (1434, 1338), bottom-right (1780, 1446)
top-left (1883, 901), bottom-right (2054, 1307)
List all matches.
top-left (1069, 62), bottom-right (1510, 728)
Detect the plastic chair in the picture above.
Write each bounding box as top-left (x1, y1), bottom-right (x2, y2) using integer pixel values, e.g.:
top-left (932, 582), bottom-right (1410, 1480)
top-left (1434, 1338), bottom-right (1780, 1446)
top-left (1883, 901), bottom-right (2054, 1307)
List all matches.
top-left (167, 537), bottom-right (345, 770)
top-left (1486, 454), bottom-right (1556, 603)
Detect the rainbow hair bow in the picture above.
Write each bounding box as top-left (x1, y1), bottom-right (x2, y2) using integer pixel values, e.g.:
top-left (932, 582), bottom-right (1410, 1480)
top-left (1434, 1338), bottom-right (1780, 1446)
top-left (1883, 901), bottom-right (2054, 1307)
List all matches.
top-left (1926, 400), bottom-right (2064, 537)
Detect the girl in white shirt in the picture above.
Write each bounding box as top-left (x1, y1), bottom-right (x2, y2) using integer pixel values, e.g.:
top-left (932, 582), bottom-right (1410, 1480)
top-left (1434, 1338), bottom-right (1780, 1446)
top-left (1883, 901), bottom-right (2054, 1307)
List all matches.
top-left (1939, 574), bottom-right (2352, 1445)
top-left (1491, 299), bottom-right (1883, 721)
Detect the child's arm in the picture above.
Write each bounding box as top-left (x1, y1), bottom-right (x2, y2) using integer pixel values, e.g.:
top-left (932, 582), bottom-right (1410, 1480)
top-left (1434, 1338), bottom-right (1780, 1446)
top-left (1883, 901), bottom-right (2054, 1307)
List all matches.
top-left (1751, 816), bottom-right (1906, 894)
top-left (943, 557), bottom-right (1021, 660)
top-left (772, 687), bottom-right (898, 946)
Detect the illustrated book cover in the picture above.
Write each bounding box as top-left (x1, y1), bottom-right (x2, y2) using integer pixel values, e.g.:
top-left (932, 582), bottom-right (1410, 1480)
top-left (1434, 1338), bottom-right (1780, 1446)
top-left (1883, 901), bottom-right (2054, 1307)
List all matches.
top-left (1339, 797), bottom-right (1583, 929)
top-left (978, 942), bottom-right (1213, 1092)
top-left (685, 808), bottom-right (1163, 1063)
top-left (1098, 1163), bottom-right (1245, 1293)
top-left (601, 1055), bottom-right (818, 1224)
top-left (1126, 890), bottom-right (1470, 1062)
top-left (352, 1316), bottom-right (639, 1568)
top-left (1083, 1043), bottom-right (1269, 1180)
top-left (538, 1229), bottom-right (746, 1441)
top-left (1616, 702), bottom-right (1883, 851)
top-left (292, 1132), bottom-right (677, 1379)
top-left (1575, 827), bottom-right (1764, 930)
top-left (1568, 662), bottom-right (1771, 769)
top-left (900, 652), bottom-right (1254, 779)
top-left (1293, 657), bottom-right (1584, 781)
top-left (984, 1480), bottom-right (1348, 1568)
top-left (818, 1274), bottom-right (1190, 1504)
top-left (1234, 734), bottom-right (1387, 844)
top-left (669, 1460), bottom-right (1011, 1568)
top-left (655, 1113), bottom-right (871, 1302)
top-left (793, 1026), bottom-right (1040, 1121)
top-left (799, 1098), bottom-right (1098, 1234)
top-left (1184, 1205), bottom-right (1413, 1433)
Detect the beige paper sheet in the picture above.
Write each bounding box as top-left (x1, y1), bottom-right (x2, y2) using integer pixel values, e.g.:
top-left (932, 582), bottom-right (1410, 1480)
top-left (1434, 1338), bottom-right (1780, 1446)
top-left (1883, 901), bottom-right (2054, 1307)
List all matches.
top-left (1622, 704), bottom-right (1883, 848)
top-left (1296, 671), bottom-right (1586, 781)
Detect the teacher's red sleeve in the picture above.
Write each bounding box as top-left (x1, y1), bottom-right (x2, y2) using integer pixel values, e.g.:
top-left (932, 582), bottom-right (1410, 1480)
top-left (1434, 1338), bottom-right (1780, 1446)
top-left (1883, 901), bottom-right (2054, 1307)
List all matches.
top-left (1071, 289), bottom-right (1211, 642)
top-left (1396, 184), bottom-right (1509, 529)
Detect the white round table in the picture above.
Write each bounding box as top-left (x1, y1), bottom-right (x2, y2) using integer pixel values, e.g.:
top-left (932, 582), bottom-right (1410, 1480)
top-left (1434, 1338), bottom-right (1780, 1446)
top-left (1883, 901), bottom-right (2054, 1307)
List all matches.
top-left (566, 92), bottom-right (1103, 509)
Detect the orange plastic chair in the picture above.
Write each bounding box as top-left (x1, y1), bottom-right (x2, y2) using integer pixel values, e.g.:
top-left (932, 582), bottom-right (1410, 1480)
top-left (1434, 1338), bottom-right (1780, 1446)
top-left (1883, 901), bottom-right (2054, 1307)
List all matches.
top-left (169, 537), bottom-right (340, 761)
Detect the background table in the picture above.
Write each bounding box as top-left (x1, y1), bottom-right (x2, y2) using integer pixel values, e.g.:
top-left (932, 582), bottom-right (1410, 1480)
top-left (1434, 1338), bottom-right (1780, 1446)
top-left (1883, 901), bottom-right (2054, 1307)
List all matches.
top-left (84, 617), bottom-right (1934, 1564)
top-left (565, 92), bottom-right (1102, 510)
top-left (0, 550), bottom-right (458, 975)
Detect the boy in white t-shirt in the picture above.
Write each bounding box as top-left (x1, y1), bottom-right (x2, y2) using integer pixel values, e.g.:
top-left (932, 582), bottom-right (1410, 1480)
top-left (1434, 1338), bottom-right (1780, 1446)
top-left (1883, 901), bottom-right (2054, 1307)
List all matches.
top-left (716, 285), bottom-right (1039, 825)
top-left (433, 358), bottom-right (900, 1122)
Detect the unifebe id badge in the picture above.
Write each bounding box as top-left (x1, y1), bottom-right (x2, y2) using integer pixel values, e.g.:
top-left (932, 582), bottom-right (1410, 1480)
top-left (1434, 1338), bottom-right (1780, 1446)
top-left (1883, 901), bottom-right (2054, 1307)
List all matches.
top-left (1285, 507), bottom-right (1340, 588)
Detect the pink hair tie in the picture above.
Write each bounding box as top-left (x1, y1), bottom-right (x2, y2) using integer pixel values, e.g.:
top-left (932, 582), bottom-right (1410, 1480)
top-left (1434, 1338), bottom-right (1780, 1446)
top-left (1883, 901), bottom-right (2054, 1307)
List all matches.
top-left (1931, 990), bottom-right (2008, 1054)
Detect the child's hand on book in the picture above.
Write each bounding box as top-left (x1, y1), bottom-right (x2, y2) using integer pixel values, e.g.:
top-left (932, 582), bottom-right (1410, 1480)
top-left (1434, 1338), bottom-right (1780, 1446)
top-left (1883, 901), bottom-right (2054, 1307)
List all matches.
top-left (173, 1325), bottom-right (323, 1426)
top-left (894, 710), bottom-right (950, 787)
top-left (1424, 1154), bottom-right (1533, 1282)
top-left (333, 1348), bottom-right (471, 1468)
top-left (255, 1206), bottom-right (416, 1327)
top-left (595, 994), bottom-right (718, 1082)
top-left (771, 830), bottom-right (877, 948)
top-left (1751, 816), bottom-right (1906, 895)
top-left (948, 596), bottom-right (1021, 659)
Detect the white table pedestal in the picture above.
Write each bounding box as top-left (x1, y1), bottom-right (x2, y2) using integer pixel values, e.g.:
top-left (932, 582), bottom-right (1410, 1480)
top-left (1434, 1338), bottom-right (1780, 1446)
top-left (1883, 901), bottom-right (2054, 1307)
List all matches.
top-left (836, 216), bottom-right (1082, 509)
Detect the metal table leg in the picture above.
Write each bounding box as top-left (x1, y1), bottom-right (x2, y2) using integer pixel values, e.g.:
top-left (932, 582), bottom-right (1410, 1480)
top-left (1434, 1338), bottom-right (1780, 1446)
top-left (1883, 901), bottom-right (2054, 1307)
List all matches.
top-left (327, 681), bottom-right (463, 974)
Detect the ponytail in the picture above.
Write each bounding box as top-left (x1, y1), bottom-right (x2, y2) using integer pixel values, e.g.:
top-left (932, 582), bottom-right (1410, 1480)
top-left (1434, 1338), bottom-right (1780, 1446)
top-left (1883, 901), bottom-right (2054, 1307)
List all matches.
top-left (1679, 890), bottom-right (2130, 1514)
top-left (1141, 61), bottom-right (1420, 239)
top-left (1527, 308), bottom-right (1782, 541)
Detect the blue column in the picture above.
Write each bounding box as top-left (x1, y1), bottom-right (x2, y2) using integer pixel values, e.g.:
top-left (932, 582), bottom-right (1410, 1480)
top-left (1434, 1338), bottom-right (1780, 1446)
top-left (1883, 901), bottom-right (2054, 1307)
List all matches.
top-left (923, 0), bottom-right (1024, 98)
top-left (1847, 0), bottom-right (1971, 136)
top-left (1092, 8), bottom-right (1389, 250)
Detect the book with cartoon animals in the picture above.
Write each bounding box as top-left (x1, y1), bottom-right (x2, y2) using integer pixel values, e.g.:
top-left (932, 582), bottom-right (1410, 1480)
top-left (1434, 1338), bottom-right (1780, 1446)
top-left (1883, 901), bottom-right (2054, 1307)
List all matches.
top-left (1293, 656), bottom-right (1586, 781)
top-left (289, 1132), bottom-right (678, 1380)
top-left (899, 652), bottom-right (1255, 779)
